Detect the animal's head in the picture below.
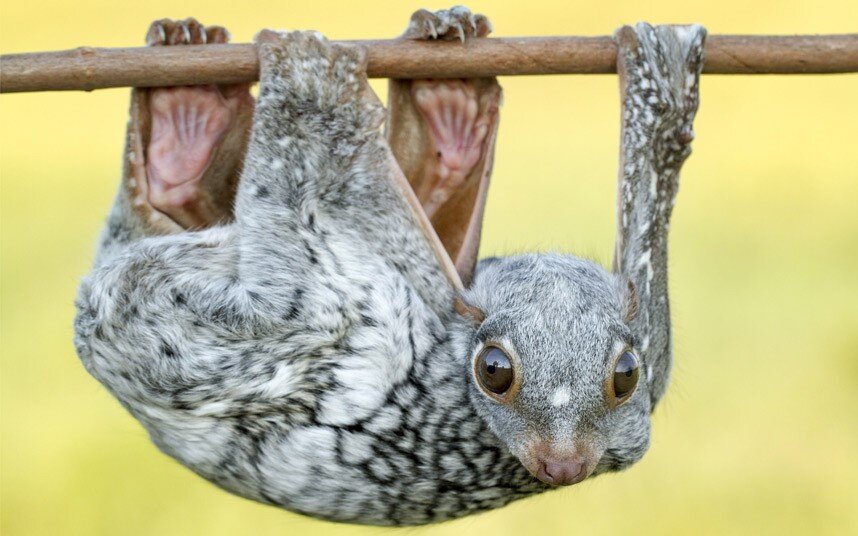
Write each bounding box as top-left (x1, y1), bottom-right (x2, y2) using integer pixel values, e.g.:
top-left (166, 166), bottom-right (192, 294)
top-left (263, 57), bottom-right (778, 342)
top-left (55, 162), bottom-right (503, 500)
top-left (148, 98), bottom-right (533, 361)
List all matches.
top-left (456, 254), bottom-right (651, 486)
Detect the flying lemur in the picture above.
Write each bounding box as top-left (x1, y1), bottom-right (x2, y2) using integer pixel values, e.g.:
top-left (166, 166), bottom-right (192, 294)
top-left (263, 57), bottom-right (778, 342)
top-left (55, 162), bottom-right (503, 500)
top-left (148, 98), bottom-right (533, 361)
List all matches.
top-left (73, 7), bottom-right (705, 526)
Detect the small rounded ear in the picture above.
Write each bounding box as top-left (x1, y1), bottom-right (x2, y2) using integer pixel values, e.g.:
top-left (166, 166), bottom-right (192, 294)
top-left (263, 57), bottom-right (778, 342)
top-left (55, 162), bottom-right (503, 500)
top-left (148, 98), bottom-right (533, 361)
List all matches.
top-left (617, 277), bottom-right (638, 323)
top-left (453, 294), bottom-right (486, 325)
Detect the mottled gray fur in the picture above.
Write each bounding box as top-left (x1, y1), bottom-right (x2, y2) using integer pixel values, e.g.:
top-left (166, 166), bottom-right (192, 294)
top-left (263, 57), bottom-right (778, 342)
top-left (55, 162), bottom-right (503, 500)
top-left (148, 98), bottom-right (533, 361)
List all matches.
top-left (74, 22), bottom-right (705, 526)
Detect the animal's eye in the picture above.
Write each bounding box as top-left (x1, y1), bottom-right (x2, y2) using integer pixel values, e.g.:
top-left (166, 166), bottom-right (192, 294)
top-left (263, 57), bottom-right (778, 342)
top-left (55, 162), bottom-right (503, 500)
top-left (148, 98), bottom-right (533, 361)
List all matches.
top-left (477, 347), bottom-right (514, 395)
top-left (610, 351), bottom-right (640, 403)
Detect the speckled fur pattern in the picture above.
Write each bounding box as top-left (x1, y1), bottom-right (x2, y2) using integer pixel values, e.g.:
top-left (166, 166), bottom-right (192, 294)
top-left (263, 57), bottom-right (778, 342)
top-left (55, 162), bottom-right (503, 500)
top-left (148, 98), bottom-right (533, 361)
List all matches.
top-left (613, 23), bottom-right (706, 407)
top-left (74, 22), bottom-right (704, 525)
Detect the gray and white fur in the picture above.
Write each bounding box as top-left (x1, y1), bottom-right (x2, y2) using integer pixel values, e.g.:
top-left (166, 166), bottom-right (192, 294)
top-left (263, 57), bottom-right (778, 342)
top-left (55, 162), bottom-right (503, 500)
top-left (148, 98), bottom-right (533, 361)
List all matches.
top-left (74, 21), bottom-right (705, 526)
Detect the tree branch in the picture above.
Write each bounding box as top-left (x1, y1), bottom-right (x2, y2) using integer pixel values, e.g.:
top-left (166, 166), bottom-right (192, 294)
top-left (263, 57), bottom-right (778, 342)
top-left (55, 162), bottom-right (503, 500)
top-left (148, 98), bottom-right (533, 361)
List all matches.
top-left (2, 34), bottom-right (857, 93)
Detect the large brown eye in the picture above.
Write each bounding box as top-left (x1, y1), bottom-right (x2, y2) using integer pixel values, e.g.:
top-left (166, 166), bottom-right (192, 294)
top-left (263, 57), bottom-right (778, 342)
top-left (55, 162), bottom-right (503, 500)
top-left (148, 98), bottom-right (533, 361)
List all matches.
top-left (477, 347), bottom-right (514, 395)
top-left (612, 351), bottom-right (640, 401)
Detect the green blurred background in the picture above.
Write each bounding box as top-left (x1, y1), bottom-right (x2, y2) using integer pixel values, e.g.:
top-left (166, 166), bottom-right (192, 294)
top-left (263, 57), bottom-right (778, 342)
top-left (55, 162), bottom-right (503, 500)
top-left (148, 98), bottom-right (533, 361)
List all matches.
top-left (2, 1), bottom-right (857, 534)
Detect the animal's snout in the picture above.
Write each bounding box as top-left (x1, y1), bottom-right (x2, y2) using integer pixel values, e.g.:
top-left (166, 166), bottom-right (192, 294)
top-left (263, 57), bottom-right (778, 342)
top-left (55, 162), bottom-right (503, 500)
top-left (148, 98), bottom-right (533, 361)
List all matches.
top-left (522, 438), bottom-right (600, 486)
top-left (537, 458), bottom-right (586, 486)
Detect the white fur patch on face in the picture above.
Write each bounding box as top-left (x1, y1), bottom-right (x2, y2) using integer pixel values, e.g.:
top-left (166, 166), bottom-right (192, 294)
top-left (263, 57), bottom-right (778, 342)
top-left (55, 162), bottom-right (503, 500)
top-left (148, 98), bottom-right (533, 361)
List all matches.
top-left (551, 385), bottom-right (571, 407)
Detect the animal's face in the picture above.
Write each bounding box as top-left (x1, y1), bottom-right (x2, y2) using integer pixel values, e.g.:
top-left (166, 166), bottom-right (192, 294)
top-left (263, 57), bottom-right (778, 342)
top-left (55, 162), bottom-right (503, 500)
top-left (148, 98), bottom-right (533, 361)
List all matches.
top-left (459, 254), bottom-right (652, 486)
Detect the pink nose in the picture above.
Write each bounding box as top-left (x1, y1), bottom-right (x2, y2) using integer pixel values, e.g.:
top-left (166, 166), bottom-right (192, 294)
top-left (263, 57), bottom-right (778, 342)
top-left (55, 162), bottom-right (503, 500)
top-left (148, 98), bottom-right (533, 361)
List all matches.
top-left (537, 459), bottom-right (586, 486)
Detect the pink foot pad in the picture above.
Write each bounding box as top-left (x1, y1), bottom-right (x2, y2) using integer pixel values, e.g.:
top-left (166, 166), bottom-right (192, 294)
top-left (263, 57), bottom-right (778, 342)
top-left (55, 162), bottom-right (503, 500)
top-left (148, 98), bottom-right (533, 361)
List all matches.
top-left (139, 18), bottom-right (249, 229)
top-left (146, 85), bottom-right (234, 215)
top-left (412, 79), bottom-right (496, 216)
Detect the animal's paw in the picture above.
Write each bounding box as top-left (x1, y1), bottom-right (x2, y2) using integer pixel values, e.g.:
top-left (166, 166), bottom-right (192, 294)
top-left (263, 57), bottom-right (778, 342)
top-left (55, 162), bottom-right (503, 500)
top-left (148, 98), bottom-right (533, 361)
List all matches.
top-left (403, 6), bottom-right (492, 41)
top-left (615, 24), bottom-right (705, 162)
top-left (146, 17), bottom-right (228, 47)
top-left (615, 23), bottom-right (706, 223)
top-left (393, 8), bottom-right (499, 219)
top-left (412, 79), bottom-right (500, 216)
top-left (144, 18), bottom-right (252, 228)
top-left (254, 30), bottom-right (383, 135)
top-left (255, 30), bottom-right (381, 131)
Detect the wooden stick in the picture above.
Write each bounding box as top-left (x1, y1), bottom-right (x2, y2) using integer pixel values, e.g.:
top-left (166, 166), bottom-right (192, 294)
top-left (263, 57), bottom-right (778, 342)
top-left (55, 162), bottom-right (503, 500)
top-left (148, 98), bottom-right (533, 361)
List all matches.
top-left (2, 34), bottom-right (857, 93)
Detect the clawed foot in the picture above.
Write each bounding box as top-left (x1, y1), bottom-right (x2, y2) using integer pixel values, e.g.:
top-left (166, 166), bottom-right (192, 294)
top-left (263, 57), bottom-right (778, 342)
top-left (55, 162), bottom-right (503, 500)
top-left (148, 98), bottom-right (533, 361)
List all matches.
top-left (145, 18), bottom-right (252, 228)
top-left (403, 5), bottom-right (492, 41)
top-left (615, 23), bottom-right (706, 216)
top-left (401, 6), bottom-right (499, 217)
top-left (254, 29), bottom-right (382, 137)
top-left (616, 23), bottom-right (705, 175)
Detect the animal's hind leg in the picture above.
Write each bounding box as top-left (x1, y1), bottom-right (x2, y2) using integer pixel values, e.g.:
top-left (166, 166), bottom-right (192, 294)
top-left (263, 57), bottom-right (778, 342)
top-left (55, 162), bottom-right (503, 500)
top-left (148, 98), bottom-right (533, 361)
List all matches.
top-left (612, 23), bottom-right (706, 409)
top-left (232, 30), bottom-right (458, 316)
top-left (387, 7), bottom-right (501, 286)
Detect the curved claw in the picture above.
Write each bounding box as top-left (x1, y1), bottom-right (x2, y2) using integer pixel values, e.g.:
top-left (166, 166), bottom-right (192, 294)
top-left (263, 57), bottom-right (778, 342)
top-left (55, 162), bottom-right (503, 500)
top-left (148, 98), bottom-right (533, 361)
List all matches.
top-left (146, 18), bottom-right (227, 47)
top-left (427, 19), bottom-right (438, 39)
top-left (403, 6), bottom-right (492, 41)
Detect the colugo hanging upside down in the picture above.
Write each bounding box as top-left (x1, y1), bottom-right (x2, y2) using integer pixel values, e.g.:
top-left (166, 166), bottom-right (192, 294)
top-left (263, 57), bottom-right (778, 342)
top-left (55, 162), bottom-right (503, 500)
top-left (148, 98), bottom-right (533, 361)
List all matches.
top-left (73, 7), bottom-right (705, 526)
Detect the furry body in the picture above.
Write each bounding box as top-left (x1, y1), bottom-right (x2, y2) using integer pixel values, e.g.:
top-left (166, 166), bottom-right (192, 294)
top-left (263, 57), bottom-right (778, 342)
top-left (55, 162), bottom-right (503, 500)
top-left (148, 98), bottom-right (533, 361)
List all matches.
top-left (74, 15), bottom-right (705, 526)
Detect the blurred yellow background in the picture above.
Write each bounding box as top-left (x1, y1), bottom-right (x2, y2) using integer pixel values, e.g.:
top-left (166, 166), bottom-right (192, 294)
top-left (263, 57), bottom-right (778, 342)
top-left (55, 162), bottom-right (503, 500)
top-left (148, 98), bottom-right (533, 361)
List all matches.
top-left (2, 1), bottom-right (857, 535)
